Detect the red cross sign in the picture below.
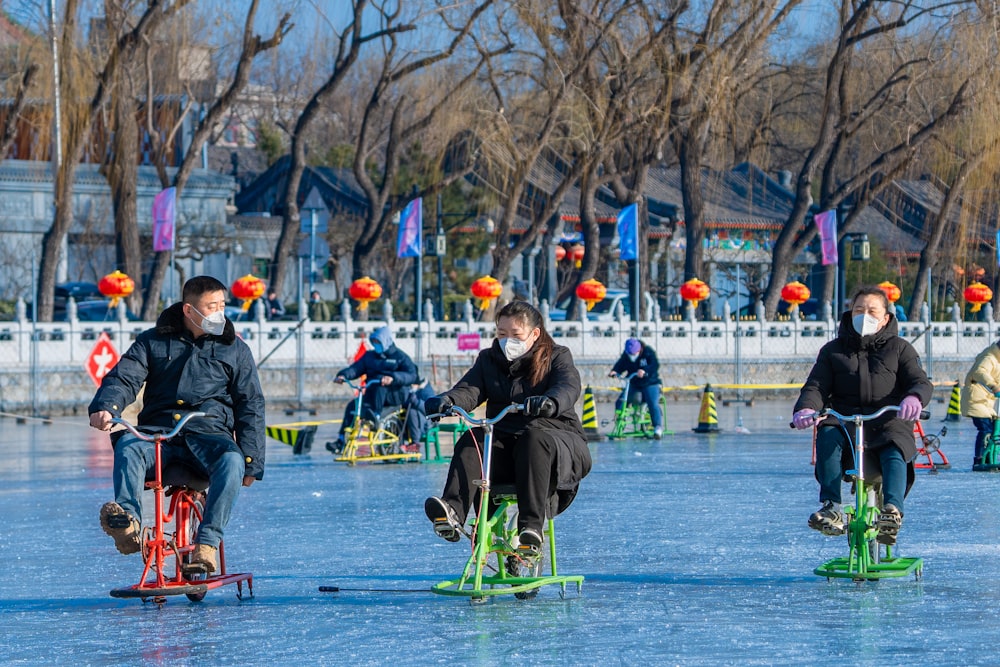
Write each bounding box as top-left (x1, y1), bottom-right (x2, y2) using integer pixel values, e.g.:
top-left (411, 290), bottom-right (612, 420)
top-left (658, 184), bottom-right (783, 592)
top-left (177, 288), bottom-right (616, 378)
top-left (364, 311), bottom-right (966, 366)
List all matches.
top-left (86, 332), bottom-right (120, 387)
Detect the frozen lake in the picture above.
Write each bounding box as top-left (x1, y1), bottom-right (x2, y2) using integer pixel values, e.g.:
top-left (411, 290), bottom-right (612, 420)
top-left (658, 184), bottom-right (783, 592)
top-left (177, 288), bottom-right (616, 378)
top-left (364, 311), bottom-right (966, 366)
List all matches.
top-left (1, 400), bottom-right (997, 666)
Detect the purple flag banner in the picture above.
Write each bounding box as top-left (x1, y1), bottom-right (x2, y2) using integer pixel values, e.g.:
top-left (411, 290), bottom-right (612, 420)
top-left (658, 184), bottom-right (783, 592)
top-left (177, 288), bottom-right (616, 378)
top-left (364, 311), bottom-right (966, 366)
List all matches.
top-left (617, 203), bottom-right (638, 261)
top-left (397, 198), bottom-right (422, 258)
top-left (152, 187), bottom-right (176, 252)
top-left (815, 209), bottom-right (838, 266)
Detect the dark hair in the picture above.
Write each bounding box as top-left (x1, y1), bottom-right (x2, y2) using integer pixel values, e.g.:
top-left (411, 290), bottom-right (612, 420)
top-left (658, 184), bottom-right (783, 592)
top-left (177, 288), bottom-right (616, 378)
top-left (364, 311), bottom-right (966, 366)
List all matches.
top-left (182, 276), bottom-right (227, 304)
top-left (496, 300), bottom-right (553, 385)
top-left (850, 286), bottom-right (890, 313)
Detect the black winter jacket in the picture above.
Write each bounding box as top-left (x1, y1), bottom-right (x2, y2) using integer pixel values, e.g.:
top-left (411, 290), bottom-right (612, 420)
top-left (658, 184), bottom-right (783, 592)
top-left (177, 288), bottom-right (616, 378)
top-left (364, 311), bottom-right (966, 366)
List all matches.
top-left (88, 303), bottom-right (267, 479)
top-left (441, 340), bottom-right (592, 513)
top-left (611, 344), bottom-right (661, 388)
top-left (794, 312), bottom-right (932, 459)
top-left (336, 346), bottom-right (418, 386)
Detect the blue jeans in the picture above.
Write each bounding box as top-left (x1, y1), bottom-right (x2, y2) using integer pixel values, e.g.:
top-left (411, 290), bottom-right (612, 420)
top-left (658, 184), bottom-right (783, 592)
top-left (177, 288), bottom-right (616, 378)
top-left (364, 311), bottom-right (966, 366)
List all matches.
top-left (972, 417), bottom-right (994, 460)
top-left (814, 426), bottom-right (907, 513)
top-left (112, 431), bottom-right (246, 547)
top-left (615, 384), bottom-right (663, 429)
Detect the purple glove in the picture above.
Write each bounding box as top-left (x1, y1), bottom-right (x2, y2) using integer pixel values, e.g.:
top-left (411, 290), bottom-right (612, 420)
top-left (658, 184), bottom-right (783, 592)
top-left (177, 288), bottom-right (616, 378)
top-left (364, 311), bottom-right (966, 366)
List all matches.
top-left (792, 409), bottom-right (818, 430)
top-left (898, 395), bottom-right (922, 421)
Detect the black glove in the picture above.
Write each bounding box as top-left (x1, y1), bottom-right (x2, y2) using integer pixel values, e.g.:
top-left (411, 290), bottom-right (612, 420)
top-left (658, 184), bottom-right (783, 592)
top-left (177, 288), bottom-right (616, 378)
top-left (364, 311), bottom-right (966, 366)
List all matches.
top-left (524, 395), bottom-right (557, 418)
top-left (424, 395), bottom-right (454, 416)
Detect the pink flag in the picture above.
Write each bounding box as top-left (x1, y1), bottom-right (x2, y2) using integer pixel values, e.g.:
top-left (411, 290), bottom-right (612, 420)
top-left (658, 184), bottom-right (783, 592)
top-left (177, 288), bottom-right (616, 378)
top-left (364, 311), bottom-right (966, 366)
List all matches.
top-left (815, 209), bottom-right (838, 266)
top-left (152, 187), bottom-right (176, 252)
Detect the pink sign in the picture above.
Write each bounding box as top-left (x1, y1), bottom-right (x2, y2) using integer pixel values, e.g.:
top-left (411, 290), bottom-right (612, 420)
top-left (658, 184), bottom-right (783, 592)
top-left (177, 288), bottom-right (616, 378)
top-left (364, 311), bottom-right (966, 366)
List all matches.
top-left (457, 333), bottom-right (480, 351)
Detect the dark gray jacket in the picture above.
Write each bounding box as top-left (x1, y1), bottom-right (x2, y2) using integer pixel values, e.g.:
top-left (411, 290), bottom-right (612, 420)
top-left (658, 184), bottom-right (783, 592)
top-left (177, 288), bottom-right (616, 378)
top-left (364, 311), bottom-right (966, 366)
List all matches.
top-left (88, 302), bottom-right (267, 479)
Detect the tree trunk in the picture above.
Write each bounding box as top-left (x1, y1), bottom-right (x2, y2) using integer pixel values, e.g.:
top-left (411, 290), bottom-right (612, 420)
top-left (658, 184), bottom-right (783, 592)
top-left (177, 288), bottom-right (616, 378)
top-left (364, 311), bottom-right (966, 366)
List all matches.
top-left (105, 69), bottom-right (142, 313)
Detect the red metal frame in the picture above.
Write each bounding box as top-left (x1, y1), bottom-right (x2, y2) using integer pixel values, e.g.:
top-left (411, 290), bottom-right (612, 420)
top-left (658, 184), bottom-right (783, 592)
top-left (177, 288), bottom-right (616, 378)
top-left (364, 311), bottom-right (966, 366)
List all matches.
top-left (913, 420), bottom-right (950, 470)
top-left (110, 429), bottom-right (253, 603)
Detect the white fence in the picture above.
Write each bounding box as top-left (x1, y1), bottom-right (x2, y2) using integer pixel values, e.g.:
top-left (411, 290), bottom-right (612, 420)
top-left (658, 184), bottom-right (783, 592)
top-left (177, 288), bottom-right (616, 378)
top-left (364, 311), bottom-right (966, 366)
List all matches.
top-left (0, 311), bottom-right (994, 368)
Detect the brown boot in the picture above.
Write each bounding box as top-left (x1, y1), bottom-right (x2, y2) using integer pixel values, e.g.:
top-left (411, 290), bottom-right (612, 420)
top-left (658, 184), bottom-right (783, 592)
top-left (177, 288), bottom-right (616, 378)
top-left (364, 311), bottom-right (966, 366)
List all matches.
top-left (99, 502), bottom-right (141, 555)
top-left (184, 544), bottom-right (218, 574)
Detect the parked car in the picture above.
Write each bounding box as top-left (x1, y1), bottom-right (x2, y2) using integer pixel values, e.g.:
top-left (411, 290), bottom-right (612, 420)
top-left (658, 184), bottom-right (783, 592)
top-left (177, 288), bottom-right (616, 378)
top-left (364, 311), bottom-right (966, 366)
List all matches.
top-left (54, 282), bottom-right (103, 309)
top-left (548, 289), bottom-right (655, 321)
top-left (52, 299), bottom-right (140, 322)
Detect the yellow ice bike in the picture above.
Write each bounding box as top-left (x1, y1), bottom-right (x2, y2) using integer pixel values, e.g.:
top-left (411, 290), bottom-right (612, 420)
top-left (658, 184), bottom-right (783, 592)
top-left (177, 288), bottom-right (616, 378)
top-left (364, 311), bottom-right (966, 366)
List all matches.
top-left (336, 379), bottom-right (421, 465)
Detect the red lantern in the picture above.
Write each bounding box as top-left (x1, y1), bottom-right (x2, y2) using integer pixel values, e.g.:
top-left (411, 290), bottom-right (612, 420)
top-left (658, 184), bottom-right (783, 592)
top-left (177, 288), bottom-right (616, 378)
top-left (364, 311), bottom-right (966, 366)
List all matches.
top-left (575, 279), bottom-right (607, 311)
top-left (231, 274), bottom-right (266, 312)
top-left (878, 281), bottom-right (901, 304)
top-left (569, 244), bottom-right (585, 268)
top-left (349, 277), bottom-right (382, 311)
top-left (680, 278), bottom-right (710, 309)
top-left (964, 282), bottom-right (993, 313)
top-left (98, 270), bottom-right (135, 307)
top-left (780, 281), bottom-right (811, 307)
top-left (555, 245), bottom-right (567, 262)
top-left (470, 275), bottom-right (503, 310)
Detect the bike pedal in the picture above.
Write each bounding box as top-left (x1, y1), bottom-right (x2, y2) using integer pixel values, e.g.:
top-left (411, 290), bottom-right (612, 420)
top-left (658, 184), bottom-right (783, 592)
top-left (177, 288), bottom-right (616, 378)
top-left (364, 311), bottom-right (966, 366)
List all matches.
top-left (104, 514), bottom-right (133, 529)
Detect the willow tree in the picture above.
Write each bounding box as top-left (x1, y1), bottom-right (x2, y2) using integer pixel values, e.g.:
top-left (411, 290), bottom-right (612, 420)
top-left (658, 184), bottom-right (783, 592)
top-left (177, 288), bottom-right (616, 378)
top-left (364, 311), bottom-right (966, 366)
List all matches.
top-left (761, 0), bottom-right (988, 318)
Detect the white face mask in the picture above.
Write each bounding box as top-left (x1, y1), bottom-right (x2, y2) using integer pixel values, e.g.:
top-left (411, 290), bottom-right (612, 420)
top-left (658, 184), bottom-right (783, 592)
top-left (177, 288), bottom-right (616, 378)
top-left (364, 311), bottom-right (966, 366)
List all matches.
top-left (189, 305), bottom-right (227, 336)
top-left (852, 313), bottom-right (881, 337)
top-left (627, 353), bottom-right (639, 362)
top-left (500, 336), bottom-right (532, 361)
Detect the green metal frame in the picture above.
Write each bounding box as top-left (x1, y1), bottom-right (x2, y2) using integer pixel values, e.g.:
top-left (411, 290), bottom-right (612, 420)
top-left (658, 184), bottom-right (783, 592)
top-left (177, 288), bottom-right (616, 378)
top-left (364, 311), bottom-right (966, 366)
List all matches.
top-left (430, 404), bottom-right (583, 603)
top-left (431, 494), bottom-right (583, 602)
top-left (814, 408), bottom-right (922, 581)
top-left (608, 376), bottom-right (671, 440)
top-left (974, 414), bottom-right (1000, 471)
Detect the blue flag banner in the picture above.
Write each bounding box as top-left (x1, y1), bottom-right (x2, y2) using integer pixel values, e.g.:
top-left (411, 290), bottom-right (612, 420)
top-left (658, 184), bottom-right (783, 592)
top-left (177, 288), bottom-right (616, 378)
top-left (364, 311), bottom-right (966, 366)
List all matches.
top-left (152, 187), bottom-right (176, 252)
top-left (397, 198), bottom-right (422, 258)
top-left (617, 203), bottom-right (638, 261)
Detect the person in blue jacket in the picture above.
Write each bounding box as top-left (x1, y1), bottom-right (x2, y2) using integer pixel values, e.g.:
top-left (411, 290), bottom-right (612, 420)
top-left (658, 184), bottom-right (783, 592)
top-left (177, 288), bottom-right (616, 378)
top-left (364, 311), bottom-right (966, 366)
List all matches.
top-left (609, 338), bottom-right (664, 438)
top-left (88, 275), bottom-right (266, 575)
top-left (329, 326), bottom-right (418, 453)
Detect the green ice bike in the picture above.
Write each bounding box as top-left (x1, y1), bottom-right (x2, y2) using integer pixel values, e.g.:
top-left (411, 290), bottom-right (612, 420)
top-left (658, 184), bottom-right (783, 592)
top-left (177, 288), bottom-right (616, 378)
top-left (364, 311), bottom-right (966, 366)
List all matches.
top-left (811, 405), bottom-right (924, 582)
top-left (428, 403), bottom-right (584, 604)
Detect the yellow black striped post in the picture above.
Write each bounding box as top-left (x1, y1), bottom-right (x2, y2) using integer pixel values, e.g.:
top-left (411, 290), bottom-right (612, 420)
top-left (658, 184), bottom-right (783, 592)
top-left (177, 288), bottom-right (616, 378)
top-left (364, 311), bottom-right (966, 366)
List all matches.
top-left (581, 385), bottom-right (601, 441)
top-left (693, 383), bottom-right (720, 433)
top-left (266, 424), bottom-right (317, 454)
top-left (946, 381), bottom-right (961, 422)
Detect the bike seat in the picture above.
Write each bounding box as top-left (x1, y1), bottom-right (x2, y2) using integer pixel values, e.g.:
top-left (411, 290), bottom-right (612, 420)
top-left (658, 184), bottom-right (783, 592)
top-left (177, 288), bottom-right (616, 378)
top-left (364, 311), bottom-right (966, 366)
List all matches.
top-left (148, 462), bottom-right (210, 492)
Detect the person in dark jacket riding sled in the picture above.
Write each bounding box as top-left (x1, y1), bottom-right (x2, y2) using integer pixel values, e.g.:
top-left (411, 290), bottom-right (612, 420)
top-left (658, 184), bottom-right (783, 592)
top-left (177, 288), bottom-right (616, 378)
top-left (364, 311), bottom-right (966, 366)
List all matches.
top-left (88, 276), bottom-right (266, 574)
top-left (609, 337), bottom-right (664, 438)
top-left (329, 326), bottom-right (418, 453)
top-left (792, 286), bottom-right (932, 546)
top-left (423, 301), bottom-right (593, 555)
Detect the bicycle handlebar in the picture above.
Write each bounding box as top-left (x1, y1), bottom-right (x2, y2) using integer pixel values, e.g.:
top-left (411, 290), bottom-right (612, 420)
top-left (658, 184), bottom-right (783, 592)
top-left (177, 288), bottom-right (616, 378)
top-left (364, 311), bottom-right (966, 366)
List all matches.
top-left (788, 405), bottom-right (930, 428)
top-left (429, 403), bottom-right (525, 426)
top-left (110, 412), bottom-right (207, 441)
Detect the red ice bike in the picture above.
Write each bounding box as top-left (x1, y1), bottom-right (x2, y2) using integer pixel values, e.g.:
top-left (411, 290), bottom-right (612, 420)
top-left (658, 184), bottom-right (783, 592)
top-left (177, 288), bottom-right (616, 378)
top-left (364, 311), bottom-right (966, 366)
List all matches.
top-left (108, 412), bottom-right (253, 605)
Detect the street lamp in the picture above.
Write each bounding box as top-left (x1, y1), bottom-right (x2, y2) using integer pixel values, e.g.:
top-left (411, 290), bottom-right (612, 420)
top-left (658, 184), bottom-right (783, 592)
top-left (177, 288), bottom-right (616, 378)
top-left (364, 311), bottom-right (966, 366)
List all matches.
top-left (434, 193), bottom-right (489, 319)
top-left (837, 232), bottom-right (870, 315)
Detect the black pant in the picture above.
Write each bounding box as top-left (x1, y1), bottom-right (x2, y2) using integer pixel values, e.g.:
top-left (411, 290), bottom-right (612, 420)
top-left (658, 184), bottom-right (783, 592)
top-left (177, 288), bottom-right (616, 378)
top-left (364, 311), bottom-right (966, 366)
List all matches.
top-left (339, 384), bottom-right (408, 435)
top-left (441, 427), bottom-right (557, 534)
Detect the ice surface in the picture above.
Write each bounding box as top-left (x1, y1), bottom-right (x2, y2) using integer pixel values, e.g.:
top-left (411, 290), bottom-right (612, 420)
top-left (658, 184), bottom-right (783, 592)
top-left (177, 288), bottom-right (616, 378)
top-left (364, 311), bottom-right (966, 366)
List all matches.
top-left (0, 402), bottom-right (995, 666)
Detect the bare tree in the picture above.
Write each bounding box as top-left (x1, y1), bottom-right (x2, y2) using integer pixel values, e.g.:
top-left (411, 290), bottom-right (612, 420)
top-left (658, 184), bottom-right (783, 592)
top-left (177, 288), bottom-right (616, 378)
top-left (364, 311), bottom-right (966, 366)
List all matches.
top-left (36, 0), bottom-right (195, 321)
top-left (268, 0), bottom-right (416, 300)
top-left (761, 0), bottom-right (986, 318)
top-left (139, 1), bottom-right (291, 319)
